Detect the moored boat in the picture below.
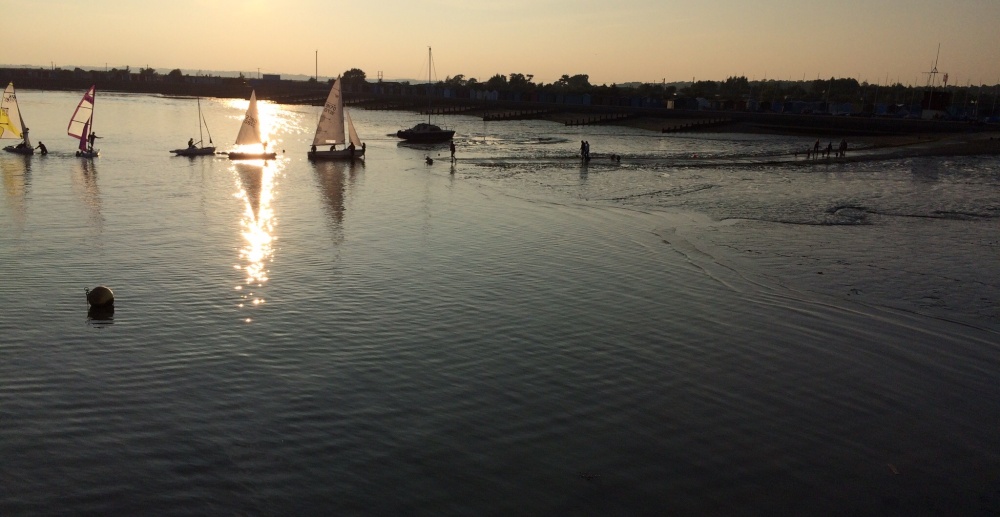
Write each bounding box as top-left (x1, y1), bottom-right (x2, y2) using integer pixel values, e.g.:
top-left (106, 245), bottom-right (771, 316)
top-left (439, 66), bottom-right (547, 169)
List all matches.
top-left (396, 47), bottom-right (454, 143)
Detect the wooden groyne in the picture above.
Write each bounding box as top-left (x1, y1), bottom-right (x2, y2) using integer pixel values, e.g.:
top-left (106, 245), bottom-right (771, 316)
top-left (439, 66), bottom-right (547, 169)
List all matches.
top-left (483, 109), bottom-right (555, 121)
top-left (565, 113), bottom-right (635, 126)
top-left (422, 105), bottom-right (483, 116)
top-left (662, 118), bottom-right (734, 133)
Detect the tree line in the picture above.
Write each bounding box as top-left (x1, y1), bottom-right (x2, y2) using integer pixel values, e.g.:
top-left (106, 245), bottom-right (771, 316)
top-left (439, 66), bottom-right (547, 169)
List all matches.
top-left (335, 67), bottom-right (999, 114)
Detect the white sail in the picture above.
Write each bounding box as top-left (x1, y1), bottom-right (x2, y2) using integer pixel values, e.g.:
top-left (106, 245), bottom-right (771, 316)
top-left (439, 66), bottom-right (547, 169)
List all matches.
top-left (1, 82), bottom-right (24, 140)
top-left (346, 110), bottom-right (361, 147)
top-left (312, 79), bottom-right (345, 146)
top-left (68, 85), bottom-right (96, 140)
top-left (235, 90), bottom-right (262, 146)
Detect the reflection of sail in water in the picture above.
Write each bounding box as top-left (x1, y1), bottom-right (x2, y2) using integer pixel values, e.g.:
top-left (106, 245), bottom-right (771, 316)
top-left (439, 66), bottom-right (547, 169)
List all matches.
top-left (233, 161), bottom-right (277, 290)
top-left (312, 160), bottom-right (348, 229)
top-left (1, 157), bottom-right (30, 230)
top-left (235, 163), bottom-right (263, 219)
top-left (71, 159), bottom-right (103, 230)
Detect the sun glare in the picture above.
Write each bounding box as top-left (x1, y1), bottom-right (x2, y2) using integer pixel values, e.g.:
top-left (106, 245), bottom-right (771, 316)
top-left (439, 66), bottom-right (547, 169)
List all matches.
top-left (232, 160), bottom-right (281, 302)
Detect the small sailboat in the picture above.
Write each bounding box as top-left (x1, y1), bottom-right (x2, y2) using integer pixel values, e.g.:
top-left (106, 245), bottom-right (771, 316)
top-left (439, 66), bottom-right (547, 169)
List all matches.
top-left (170, 97), bottom-right (216, 156)
top-left (396, 47), bottom-right (454, 143)
top-left (307, 78), bottom-right (365, 161)
top-left (1, 82), bottom-right (33, 155)
top-left (227, 90), bottom-right (276, 160)
top-left (68, 85), bottom-right (99, 158)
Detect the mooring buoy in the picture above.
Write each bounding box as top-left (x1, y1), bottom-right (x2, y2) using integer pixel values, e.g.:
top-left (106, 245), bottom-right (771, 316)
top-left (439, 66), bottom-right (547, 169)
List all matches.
top-left (85, 286), bottom-right (115, 307)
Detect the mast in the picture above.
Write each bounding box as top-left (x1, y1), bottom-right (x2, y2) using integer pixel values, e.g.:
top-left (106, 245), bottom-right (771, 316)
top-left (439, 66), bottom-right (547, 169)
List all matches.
top-left (427, 46), bottom-right (432, 125)
top-left (197, 98), bottom-right (205, 147)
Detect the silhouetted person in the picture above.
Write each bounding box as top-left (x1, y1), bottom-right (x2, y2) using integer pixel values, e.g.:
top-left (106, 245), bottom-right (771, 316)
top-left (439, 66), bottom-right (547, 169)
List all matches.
top-left (35, 141), bottom-right (47, 155)
top-left (813, 139), bottom-right (820, 156)
top-left (839, 138), bottom-right (848, 157)
top-left (88, 131), bottom-right (100, 151)
top-left (188, 138), bottom-right (195, 149)
top-left (310, 144), bottom-right (316, 152)
top-left (581, 140), bottom-right (586, 159)
top-left (348, 142), bottom-right (355, 160)
top-left (449, 141), bottom-right (456, 161)
top-left (825, 142), bottom-right (833, 158)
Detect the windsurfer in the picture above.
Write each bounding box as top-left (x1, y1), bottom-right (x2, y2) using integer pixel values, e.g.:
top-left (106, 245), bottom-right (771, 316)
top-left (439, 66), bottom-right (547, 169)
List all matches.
top-left (88, 132), bottom-right (100, 151)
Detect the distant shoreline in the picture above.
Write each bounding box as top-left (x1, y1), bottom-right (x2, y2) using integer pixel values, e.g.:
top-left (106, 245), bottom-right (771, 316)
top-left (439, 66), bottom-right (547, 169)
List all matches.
top-left (4, 71), bottom-right (997, 146)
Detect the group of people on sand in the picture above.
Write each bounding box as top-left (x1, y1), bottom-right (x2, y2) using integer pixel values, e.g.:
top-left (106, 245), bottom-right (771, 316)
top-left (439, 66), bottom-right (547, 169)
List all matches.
top-left (580, 140), bottom-right (591, 161)
top-left (802, 138), bottom-right (848, 160)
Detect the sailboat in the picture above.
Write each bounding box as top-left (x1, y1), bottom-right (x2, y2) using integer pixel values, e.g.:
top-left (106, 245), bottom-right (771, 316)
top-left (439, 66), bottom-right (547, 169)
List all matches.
top-left (1, 82), bottom-right (33, 155)
top-left (68, 85), bottom-right (99, 158)
top-left (170, 97), bottom-right (216, 156)
top-left (307, 78), bottom-right (365, 161)
top-left (228, 90), bottom-right (277, 160)
top-left (396, 47), bottom-right (455, 143)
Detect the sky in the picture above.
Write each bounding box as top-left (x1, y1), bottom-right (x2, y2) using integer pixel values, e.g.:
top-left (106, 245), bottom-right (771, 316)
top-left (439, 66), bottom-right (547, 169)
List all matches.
top-left (9, 0), bottom-right (1000, 86)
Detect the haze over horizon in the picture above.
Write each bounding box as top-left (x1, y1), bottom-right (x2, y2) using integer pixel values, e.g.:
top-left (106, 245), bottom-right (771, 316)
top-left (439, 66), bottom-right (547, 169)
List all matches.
top-left (11, 0), bottom-right (1000, 87)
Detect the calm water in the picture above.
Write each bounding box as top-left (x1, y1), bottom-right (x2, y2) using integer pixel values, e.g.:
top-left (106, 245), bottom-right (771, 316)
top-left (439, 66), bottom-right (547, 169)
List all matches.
top-left (1, 90), bottom-right (998, 516)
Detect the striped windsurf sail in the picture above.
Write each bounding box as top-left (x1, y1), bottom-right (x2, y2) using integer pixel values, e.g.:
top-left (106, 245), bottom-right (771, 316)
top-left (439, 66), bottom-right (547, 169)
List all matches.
top-left (68, 85), bottom-right (96, 148)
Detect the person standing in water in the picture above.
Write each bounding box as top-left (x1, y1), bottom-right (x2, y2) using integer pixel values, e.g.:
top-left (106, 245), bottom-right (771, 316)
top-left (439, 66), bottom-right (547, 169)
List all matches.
top-left (35, 141), bottom-right (47, 155)
top-left (449, 141), bottom-right (456, 161)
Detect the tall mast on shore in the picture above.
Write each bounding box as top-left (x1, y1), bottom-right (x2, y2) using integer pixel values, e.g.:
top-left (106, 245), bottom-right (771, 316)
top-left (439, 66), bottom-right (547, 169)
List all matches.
top-left (924, 43), bottom-right (940, 88)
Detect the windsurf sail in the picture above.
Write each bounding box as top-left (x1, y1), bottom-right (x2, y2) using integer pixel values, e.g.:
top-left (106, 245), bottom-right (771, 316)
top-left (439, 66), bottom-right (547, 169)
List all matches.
top-left (68, 85), bottom-right (96, 144)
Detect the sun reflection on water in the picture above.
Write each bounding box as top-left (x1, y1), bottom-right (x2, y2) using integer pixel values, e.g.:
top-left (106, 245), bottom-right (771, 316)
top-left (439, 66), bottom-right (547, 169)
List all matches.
top-left (232, 160), bottom-right (281, 309)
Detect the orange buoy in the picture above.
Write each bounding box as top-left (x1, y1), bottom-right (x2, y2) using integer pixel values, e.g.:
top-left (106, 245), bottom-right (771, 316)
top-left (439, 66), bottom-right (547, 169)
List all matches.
top-left (86, 286), bottom-right (115, 307)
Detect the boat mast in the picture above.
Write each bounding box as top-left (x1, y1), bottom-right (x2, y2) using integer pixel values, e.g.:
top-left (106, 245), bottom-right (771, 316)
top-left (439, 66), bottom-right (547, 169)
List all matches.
top-left (197, 98), bottom-right (205, 147)
top-left (427, 46), bottom-right (432, 125)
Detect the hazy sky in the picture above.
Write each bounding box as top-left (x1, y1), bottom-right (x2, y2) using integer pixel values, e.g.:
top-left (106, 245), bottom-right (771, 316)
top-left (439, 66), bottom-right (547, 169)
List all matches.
top-left (11, 0), bottom-right (1000, 86)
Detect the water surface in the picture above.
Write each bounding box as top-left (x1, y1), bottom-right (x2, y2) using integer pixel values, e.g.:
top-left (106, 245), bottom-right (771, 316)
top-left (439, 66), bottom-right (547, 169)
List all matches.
top-left (1, 90), bottom-right (998, 516)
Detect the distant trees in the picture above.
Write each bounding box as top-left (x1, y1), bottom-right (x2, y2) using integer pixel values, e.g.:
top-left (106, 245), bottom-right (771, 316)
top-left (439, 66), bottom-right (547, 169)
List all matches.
top-left (484, 74), bottom-right (507, 90)
top-left (508, 73), bottom-right (534, 90)
top-left (444, 74), bottom-right (467, 87)
top-left (167, 69), bottom-right (184, 82)
top-left (342, 68), bottom-right (366, 90)
top-left (553, 74), bottom-right (591, 90)
top-left (343, 65), bottom-right (977, 115)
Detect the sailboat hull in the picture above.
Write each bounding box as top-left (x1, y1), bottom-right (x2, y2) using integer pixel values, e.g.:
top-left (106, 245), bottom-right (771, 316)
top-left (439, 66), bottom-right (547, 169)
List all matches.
top-left (77, 149), bottom-right (100, 158)
top-left (308, 148), bottom-right (365, 161)
top-left (228, 151), bottom-right (277, 160)
top-left (396, 127), bottom-right (455, 142)
top-left (3, 145), bottom-right (34, 155)
top-left (171, 146), bottom-right (217, 156)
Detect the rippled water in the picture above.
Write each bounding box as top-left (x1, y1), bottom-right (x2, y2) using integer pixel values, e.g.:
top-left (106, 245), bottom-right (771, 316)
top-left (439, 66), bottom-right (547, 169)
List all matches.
top-left (1, 91), bottom-right (998, 516)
